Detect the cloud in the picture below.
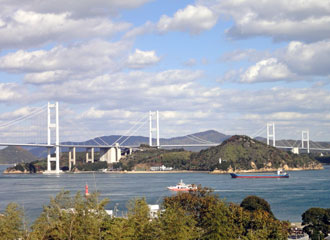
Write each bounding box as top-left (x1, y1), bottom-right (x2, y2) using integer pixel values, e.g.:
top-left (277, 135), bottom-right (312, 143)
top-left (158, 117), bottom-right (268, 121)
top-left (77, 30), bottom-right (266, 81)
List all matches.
top-left (183, 58), bottom-right (197, 66)
top-left (0, 0), bottom-right (153, 18)
top-left (0, 10), bottom-right (131, 49)
top-left (240, 58), bottom-right (293, 83)
top-left (0, 39), bottom-right (132, 83)
top-left (203, 0), bottom-right (330, 42)
top-left (57, 84), bottom-right (330, 139)
top-left (0, 83), bottom-right (25, 102)
top-left (157, 5), bottom-right (218, 34)
top-left (0, 106), bottom-right (40, 120)
top-left (221, 49), bottom-right (269, 62)
top-left (283, 41), bottom-right (330, 75)
top-left (222, 40), bottom-right (330, 83)
top-left (127, 49), bottom-right (160, 69)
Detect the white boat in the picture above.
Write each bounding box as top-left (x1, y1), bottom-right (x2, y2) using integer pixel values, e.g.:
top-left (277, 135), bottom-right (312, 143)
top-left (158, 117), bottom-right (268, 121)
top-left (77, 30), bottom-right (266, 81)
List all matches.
top-left (167, 179), bottom-right (197, 192)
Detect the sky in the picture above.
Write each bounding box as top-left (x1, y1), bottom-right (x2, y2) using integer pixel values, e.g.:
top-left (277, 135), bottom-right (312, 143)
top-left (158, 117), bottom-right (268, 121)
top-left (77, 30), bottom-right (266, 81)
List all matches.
top-left (0, 0), bottom-right (330, 142)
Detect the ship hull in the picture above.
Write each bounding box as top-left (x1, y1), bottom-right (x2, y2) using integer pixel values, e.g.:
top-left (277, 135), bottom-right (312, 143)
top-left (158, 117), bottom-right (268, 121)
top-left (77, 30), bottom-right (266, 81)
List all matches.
top-left (230, 173), bottom-right (289, 178)
top-left (167, 187), bottom-right (196, 191)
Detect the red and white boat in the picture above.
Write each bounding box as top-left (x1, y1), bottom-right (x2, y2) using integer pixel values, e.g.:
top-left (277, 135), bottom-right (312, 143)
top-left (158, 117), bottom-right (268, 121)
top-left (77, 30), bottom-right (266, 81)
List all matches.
top-left (167, 179), bottom-right (197, 191)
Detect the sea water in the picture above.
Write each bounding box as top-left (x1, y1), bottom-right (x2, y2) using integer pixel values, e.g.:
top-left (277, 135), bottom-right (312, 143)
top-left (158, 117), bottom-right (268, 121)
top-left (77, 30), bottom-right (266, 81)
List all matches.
top-left (0, 165), bottom-right (329, 223)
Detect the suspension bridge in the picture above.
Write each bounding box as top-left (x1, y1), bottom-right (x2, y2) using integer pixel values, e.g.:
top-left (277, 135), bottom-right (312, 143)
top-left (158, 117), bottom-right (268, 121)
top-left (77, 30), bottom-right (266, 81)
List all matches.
top-left (0, 102), bottom-right (328, 174)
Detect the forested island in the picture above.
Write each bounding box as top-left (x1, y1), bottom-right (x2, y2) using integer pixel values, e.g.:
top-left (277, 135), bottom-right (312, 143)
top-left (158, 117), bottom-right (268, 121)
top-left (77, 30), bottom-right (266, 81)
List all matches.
top-left (3, 135), bottom-right (323, 174)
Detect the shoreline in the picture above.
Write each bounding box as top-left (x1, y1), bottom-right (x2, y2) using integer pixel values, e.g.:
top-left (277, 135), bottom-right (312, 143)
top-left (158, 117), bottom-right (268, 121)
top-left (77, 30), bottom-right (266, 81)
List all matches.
top-left (3, 166), bottom-right (324, 174)
top-left (210, 165), bottom-right (324, 174)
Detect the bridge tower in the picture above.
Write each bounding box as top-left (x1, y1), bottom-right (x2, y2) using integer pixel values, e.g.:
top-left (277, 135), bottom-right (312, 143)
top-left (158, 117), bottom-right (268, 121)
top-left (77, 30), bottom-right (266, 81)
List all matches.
top-left (46, 102), bottom-right (60, 174)
top-left (267, 122), bottom-right (276, 147)
top-left (302, 130), bottom-right (310, 153)
top-left (149, 111), bottom-right (160, 148)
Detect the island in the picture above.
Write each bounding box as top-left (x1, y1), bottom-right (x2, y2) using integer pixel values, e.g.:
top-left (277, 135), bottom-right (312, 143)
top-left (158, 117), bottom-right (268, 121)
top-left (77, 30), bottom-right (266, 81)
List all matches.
top-left (2, 135), bottom-right (323, 174)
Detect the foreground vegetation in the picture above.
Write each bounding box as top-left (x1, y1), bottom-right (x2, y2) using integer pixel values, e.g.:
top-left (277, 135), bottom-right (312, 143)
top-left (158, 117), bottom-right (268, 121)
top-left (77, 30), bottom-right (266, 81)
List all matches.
top-left (1, 187), bottom-right (329, 239)
top-left (0, 187), bottom-right (291, 240)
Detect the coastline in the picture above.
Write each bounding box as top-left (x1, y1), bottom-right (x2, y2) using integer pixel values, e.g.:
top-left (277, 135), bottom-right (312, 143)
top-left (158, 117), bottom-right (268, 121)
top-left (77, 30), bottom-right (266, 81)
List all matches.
top-left (210, 165), bottom-right (324, 174)
top-left (3, 166), bottom-right (324, 174)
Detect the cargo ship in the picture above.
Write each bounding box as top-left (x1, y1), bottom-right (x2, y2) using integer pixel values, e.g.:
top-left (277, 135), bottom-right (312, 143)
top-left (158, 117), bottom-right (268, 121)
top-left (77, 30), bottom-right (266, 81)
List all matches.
top-left (230, 169), bottom-right (289, 179)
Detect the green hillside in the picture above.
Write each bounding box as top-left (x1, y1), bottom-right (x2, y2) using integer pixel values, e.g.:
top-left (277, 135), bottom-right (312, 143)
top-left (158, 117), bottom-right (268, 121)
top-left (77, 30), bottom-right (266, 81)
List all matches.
top-left (190, 135), bottom-right (321, 171)
top-left (121, 146), bottom-right (192, 170)
top-left (0, 146), bottom-right (37, 164)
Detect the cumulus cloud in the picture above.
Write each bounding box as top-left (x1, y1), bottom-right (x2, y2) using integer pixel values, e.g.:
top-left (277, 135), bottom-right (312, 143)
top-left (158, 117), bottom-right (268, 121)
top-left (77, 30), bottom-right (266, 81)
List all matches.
top-left (283, 41), bottom-right (330, 75)
top-left (127, 49), bottom-right (160, 69)
top-left (0, 39), bottom-right (132, 83)
top-left (157, 5), bottom-right (218, 34)
top-left (240, 58), bottom-right (293, 83)
top-left (202, 0), bottom-right (330, 42)
top-left (222, 40), bottom-right (330, 83)
top-left (0, 10), bottom-right (131, 49)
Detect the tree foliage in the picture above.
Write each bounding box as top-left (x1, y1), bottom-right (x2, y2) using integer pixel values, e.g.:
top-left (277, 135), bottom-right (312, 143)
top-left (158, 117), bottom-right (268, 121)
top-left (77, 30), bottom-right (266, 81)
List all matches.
top-left (302, 207), bottom-right (330, 240)
top-left (0, 203), bottom-right (25, 240)
top-left (1, 188), bottom-right (290, 240)
top-left (240, 195), bottom-right (274, 217)
top-left (30, 190), bottom-right (109, 239)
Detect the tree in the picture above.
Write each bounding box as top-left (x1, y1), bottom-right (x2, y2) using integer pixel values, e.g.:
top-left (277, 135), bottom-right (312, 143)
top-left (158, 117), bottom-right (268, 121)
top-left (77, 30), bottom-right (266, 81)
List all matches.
top-left (30, 190), bottom-right (109, 239)
top-left (0, 203), bottom-right (24, 240)
top-left (156, 203), bottom-right (199, 240)
top-left (302, 207), bottom-right (330, 240)
top-left (240, 195), bottom-right (274, 217)
top-left (126, 197), bottom-right (155, 240)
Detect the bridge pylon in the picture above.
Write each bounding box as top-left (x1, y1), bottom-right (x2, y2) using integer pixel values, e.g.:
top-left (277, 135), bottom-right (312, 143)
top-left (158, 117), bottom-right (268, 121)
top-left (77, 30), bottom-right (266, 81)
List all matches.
top-left (267, 122), bottom-right (276, 147)
top-left (302, 130), bottom-right (310, 153)
top-left (45, 102), bottom-right (61, 174)
top-left (149, 111), bottom-right (160, 148)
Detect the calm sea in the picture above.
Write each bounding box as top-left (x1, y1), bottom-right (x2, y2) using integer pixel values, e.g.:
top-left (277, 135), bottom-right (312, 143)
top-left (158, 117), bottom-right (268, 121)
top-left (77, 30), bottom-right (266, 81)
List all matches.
top-left (1, 165), bottom-right (329, 223)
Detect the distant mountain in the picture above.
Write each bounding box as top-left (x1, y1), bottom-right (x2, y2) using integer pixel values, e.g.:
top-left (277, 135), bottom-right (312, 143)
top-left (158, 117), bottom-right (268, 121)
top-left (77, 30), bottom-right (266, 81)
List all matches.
top-left (0, 146), bottom-right (37, 164)
top-left (28, 130), bottom-right (231, 157)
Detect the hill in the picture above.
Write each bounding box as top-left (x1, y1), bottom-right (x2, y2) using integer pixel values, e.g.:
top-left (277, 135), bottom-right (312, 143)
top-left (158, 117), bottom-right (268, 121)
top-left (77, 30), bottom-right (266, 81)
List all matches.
top-left (0, 146), bottom-right (37, 164)
top-left (190, 135), bottom-right (322, 171)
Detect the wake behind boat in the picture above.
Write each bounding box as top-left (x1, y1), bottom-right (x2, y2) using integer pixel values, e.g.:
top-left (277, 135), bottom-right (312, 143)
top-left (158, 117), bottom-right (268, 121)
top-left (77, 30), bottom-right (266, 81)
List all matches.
top-left (230, 169), bottom-right (289, 179)
top-left (167, 179), bottom-right (197, 191)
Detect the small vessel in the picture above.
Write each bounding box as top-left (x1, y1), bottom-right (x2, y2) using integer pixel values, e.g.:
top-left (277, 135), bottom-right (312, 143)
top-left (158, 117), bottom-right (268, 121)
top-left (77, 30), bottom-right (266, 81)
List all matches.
top-left (230, 169), bottom-right (289, 179)
top-left (167, 179), bottom-right (197, 191)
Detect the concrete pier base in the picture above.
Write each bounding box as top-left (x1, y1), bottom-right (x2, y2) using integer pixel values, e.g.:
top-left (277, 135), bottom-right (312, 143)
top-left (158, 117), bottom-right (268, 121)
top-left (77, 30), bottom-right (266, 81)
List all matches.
top-left (69, 147), bottom-right (76, 170)
top-left (100, 144), bottom-right (121, 163)
top-left (86, 147), bottom-right (94, 163)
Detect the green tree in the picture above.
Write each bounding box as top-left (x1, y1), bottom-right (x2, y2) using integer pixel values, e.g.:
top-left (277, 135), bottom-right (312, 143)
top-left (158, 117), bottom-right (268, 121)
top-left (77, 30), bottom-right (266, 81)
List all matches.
top-left (240, 195), bottom-right (274, 217)
top-left (101, 217), bottom-right (133, 240)
top-left (302, 207), bottom-right (330, 240)
top-left (156, 203), bottom-right (199, 240)
top-left (0, 203), bottom-right (24, 240)
top-left (30, 190), bottom-right (109, 239)
top-left (126, 198), bottom-right (155, 240)
top-left (201, 201), bottom-right (234, 240)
